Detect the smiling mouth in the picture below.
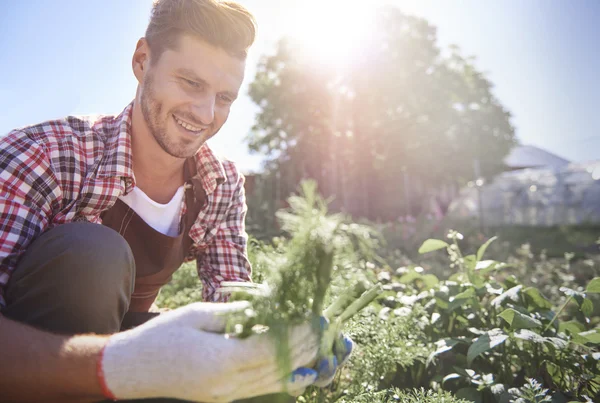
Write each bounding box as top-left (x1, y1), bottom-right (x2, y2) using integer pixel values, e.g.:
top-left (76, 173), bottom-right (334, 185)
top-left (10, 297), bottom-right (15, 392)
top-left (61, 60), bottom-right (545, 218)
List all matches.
top-left (173, 114), bottom-right (204, 134)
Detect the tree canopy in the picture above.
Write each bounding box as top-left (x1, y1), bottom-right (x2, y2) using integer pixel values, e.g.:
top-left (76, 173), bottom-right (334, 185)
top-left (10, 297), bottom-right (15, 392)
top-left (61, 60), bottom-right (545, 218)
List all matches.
top-left (246, 6), bottom-right (516, 220)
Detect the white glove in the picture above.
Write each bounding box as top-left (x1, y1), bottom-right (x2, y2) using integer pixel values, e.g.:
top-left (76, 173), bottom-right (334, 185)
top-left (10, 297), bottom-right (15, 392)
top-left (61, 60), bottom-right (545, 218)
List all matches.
top-left (98, 301), bottom-right (320, 402)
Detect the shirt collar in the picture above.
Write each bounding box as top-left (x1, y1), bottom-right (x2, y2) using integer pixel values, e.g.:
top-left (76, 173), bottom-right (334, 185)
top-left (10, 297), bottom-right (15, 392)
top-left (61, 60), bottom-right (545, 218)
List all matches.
top-left (96, 102), bottom-right (135, 186)
top-left (96, 101), bottom-right (227, 196)
top-left (191, 143), bottom-right (228, 196)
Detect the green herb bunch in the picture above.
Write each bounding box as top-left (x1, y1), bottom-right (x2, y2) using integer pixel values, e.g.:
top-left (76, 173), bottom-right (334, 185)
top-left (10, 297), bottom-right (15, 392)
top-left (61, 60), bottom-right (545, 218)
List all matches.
top-left (220, 180), bottom-right (382, 378)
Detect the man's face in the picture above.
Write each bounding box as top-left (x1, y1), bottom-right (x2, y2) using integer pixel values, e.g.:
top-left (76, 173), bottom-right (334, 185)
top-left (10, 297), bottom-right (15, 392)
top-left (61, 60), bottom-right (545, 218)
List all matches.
top-left (137, 35), bottom-right (246, 159)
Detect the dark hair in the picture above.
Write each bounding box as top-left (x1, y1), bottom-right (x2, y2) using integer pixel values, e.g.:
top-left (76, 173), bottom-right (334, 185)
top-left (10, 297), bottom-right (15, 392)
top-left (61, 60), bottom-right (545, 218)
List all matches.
top-left (145, 0), bottom-right (257, 62)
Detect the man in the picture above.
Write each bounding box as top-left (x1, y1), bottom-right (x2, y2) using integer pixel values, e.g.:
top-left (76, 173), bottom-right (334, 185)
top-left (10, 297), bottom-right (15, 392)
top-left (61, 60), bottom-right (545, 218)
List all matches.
top-left (0, 0), bottom-right (350, 401)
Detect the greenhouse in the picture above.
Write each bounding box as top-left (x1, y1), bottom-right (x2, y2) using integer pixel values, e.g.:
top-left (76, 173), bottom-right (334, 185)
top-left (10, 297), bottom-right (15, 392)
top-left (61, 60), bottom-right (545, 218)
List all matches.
top-left (448, 160), bottom-right (600, 226)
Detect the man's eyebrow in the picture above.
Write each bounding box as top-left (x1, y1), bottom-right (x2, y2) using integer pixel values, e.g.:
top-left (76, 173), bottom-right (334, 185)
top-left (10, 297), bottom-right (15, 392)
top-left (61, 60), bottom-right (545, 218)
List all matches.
top-left (176, 68), bottom-right (208, 85)
top-left (176, 68), bottom-right (238, 99)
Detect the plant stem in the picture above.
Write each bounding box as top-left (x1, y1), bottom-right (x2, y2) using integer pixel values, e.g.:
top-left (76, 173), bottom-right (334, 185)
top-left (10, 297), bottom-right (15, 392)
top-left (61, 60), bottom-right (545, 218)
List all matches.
top-left (324, 282), bottom-right (368, 320)
top-left (312, 247), bottom-right (334, 317)
top-left (338, 285), bottom-right (383, 323)
top-left (543, 296), bottom-right (572, 333)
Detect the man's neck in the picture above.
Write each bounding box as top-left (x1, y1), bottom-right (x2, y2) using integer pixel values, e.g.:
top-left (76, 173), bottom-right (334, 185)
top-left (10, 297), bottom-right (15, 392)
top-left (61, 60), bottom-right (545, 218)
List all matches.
top-left (130, 102), bottom-right (186, 204)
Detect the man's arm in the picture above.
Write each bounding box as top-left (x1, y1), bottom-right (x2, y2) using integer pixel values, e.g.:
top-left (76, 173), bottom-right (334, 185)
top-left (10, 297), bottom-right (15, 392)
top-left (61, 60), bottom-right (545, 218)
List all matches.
top-left (198, 164), bottom-right (252, 302)
top-left (0, 132), bottom-right (106, 402)
top-left (2, 302), bottom-right (323, 403)
top-left (0, 314), bottom-right (107, 402)
top-left (0, 130), bottom-right (58, 308)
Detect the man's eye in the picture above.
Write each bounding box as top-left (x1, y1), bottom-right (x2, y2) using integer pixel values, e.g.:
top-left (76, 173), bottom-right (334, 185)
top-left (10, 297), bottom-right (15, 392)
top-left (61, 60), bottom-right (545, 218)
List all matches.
top-left (219, 94), bottom-right (234, 104)
top-left (184, 78), bottom-right (200, 88)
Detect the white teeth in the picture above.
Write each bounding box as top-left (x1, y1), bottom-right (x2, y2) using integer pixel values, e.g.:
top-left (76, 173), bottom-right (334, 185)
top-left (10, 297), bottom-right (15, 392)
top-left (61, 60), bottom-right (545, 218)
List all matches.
top-left (174, 115), bottom-right (202, 132)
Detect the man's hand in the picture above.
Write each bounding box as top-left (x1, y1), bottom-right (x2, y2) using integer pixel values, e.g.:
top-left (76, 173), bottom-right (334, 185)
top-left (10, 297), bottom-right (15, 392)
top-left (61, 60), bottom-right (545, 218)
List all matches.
top-left (99, 301), bottom-right (321, 402)
top-left (312, 333), bottom-right (355, 388)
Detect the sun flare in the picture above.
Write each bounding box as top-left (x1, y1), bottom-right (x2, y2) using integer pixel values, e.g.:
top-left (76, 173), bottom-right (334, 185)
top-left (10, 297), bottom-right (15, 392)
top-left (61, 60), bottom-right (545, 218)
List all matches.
top-left (284, 0), bottom-right (377, 70)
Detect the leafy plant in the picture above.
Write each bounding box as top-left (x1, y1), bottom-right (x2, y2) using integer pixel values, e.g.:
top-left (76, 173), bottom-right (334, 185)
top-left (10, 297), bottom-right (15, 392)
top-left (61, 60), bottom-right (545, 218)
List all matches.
top-left (220, 181), bottom-right (382, 399)
top-left (508, 378), bottom-right (552, 403)
top-left (157, 188), bottom-right (600, 403)
top-left (410, 231), bottom-right (600, 402)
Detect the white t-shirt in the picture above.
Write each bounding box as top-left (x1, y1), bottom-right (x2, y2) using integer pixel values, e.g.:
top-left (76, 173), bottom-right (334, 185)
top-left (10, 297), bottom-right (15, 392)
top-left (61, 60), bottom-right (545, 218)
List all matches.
top-left (119, 185), bottom-right (185, 237)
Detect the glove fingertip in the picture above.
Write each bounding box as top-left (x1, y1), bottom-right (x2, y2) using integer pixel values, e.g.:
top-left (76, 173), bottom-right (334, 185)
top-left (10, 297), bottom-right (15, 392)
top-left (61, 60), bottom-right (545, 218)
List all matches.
top-left (311, 355), bottom-right (338, 387)
top-left (289, 367), bottom-right (318, 386)
top-left (343, 335), bottom-right (354, 354)
top-left (318, 355), bottom-right (338, 377)
top-left (335, 334), bottom-right (354, 365)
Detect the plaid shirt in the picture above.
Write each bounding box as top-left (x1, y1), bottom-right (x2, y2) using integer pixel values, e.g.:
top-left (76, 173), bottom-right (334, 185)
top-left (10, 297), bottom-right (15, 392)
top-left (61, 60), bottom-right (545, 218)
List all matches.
top-left (0, 102), bottom-right (251, 308)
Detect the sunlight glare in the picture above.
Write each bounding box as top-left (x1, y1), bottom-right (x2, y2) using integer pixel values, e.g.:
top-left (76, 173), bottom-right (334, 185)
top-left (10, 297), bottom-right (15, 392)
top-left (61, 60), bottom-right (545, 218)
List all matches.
top-left (284, 0), bottom-right (376, 70)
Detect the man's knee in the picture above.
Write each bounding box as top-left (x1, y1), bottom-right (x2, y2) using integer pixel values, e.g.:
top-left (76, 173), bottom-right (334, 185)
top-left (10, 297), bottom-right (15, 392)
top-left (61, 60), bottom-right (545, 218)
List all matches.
top-left (48, 223), bottom-right (134, 302)
top-left (4, 222), bottom-right (135, 334)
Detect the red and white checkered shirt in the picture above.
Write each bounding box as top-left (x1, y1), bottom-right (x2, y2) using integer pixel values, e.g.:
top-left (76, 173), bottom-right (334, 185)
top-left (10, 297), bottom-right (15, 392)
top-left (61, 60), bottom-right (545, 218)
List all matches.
top-left (0, 102), bottom-right (251, 308)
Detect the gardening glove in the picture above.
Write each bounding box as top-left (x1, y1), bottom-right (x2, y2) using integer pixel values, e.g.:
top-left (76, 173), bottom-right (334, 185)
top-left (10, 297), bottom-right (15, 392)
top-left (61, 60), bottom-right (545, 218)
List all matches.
top-left (312, 318), bottom-right (354, 387)
top-left (98, 301), bottom-right (321, 402)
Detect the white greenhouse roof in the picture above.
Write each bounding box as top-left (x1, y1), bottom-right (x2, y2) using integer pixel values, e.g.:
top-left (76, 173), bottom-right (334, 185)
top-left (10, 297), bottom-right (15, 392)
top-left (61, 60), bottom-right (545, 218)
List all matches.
top-left (448, 160), bottom-right (600, 226)
top-left (504, 145), bottom-right (570, 170)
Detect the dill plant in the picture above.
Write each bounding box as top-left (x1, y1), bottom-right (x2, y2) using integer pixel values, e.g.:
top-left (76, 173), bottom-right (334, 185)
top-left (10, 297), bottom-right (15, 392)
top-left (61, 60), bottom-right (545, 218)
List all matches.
top-left (220, 181), bottom-right (382, 386)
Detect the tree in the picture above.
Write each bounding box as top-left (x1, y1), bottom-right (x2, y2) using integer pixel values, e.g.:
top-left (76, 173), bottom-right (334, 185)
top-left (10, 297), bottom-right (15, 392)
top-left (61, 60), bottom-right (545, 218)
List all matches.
top-left (246, 6), bottom-right (516, 221)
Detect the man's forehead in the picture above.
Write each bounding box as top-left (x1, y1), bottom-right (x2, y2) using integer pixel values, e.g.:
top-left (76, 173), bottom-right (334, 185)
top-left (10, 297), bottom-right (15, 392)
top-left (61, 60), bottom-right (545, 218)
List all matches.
top-left (163, 35), bottom-right (246, 90)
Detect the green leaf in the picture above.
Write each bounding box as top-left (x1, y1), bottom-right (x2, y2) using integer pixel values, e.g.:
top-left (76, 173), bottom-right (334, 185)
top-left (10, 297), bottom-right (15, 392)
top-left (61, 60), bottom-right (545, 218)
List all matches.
top-left (559, 320), bottom-right (585, 335)
top-left (454, 288), bottom-right (476, 300)
top-left (523, 287), bottom-right (553, 310)
top-left (398, 271), bottom-right (421, 284)
top-left (504, 275), bottom-right (520, 290)
top-left (420, 274), bottom-right (440, 288)
top-left (545, 361), bottom-right (561, 385)
top-left (418, 239), bottom-right (449, 254)
top-left (581, 297), bottom-right (594, 318)
top-left (491, 285), bottom-right (523, 308)
top-left (560, 287), bottom-right (594, 317)
top-left (475, 260), bottom-right (498, 273)
top-left (577, 329), bottom-right (600, 344)
top-left (467, 328), bottom-right (508, 365)
top-left (449, 288), bottom-right (476, 311)
top-left (427, 338), bottom-right (464, 366)
top-left (586, 277), bottom-right (600, 293)
top-left (560, 287), bottom-right (585, 304)
top-left (476, 236), bottom-right (498, 262)
top-left (463, 254), bottom-right (477, 271)
top-left (523, 287), bottom-right (552, 309)
top-left (499, 308), bottom-right (542, 329)
top-left (545, 337), bottom-right (568, 349)
top-left (514, 329), bottom-right (545, 344)
top-left (435, 296), bottom-right (449, 310)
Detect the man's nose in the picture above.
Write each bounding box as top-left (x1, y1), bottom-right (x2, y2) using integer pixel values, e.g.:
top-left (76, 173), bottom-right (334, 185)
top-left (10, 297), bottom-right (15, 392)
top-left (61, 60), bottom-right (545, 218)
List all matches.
top-left (191, 94), bottom-right (215, 126)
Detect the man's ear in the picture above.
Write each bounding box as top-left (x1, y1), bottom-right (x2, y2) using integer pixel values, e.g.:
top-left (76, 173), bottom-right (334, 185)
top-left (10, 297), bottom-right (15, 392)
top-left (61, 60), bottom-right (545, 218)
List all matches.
top-left (132, 38), bottom-right (151, 84)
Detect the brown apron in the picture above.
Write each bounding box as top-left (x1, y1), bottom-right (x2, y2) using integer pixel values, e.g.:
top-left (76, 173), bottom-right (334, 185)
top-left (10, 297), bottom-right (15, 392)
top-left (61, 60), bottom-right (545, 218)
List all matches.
top-left (101, 159), bottom-right (205, 314)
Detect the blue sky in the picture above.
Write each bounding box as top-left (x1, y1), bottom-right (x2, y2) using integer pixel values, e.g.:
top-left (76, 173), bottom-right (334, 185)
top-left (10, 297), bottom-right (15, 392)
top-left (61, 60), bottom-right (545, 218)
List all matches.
top-left (1, 0), bottom-right (599, 173)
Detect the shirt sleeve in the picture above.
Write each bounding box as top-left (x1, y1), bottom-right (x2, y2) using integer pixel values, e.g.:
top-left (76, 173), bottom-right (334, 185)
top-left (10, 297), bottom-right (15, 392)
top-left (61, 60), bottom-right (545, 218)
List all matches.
top-left (0, 131), bottom-right (58, 309)
top-left (197, 168), bottom-right (252, 302)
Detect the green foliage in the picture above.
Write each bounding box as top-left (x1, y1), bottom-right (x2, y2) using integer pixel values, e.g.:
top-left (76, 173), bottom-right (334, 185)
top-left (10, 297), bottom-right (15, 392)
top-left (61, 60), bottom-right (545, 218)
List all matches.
top-left (412, 231), bottom-right (600, 401)
top-left (331, 387), bottom-right (469, 403)
top-left (222, 181), bottom-right (383, 388)
top-left (246, 5), bottom-right (515, 221)
top-left (155, 262), bottom-right (202, 309)
top-left (507, 378), bottom-right (553, 403)
top-left (158, 189), bottom-right (600, 402)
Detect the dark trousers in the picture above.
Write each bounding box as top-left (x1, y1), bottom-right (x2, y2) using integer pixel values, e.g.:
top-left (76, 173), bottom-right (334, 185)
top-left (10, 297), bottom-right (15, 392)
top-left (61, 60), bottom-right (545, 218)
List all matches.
top-left (3, 222), bottom-right (186, 403)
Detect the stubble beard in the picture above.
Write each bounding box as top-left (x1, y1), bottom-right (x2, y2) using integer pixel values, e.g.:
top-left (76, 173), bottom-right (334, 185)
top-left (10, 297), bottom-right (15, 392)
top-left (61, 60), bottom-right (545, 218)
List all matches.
top-left (140, 73), bottom-right (202, 159)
